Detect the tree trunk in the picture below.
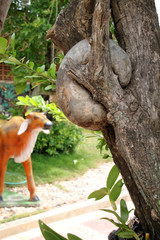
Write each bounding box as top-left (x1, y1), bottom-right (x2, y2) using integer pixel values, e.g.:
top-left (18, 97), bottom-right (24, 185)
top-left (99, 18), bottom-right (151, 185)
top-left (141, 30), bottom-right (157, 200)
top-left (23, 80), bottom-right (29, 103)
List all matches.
top-left (0, 0), bottom-right (12, 33)
top-left (47, 0), bottom-right (160, 239)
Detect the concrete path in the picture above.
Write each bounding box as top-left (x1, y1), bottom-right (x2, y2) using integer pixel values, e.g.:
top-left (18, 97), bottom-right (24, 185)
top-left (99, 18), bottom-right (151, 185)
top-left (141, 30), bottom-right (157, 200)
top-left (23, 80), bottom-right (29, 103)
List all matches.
top-left (0, 193), bottom-right (134, 240)
top-left (2, 209), bottom-right (117, 240)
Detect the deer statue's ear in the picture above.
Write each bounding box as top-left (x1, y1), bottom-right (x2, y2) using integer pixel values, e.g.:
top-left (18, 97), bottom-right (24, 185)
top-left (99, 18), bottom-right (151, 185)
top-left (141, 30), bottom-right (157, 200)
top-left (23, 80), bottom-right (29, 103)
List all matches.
top-left (18, 119), bottom-right (30, 135)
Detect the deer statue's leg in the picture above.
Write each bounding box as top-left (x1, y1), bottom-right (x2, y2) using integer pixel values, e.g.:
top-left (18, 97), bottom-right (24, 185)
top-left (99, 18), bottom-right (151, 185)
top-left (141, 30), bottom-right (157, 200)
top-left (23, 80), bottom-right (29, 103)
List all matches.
top-left (23, 157), bottom-right (39, 201)
top-left (0, 158), bottom-right (8, 201)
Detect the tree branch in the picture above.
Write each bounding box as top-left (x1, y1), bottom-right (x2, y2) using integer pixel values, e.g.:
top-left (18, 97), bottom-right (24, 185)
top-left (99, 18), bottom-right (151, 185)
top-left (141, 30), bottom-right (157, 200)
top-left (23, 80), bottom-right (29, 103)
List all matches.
top-left (89, 0), bottom-right (111, 84)
top-left (46, 0), bottom-right (93, 54)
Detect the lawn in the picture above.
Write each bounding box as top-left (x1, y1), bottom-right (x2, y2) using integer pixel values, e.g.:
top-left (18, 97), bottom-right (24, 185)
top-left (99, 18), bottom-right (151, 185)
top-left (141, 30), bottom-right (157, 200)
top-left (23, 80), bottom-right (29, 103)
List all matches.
top-left (6, 130), bottom-right (112, 186)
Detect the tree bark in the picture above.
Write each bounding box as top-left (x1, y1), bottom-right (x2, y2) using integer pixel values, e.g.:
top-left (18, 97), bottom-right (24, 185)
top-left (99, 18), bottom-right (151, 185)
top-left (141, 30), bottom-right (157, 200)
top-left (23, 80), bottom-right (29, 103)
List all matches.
top-left (0, 0), bottom-right (12, 33)
top-left (47, 0), bottom-right (160, 239)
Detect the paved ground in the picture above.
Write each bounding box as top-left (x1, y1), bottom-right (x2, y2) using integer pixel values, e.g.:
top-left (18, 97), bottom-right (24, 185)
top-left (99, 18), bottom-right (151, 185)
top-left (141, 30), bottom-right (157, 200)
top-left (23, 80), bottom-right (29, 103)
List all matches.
top-left (1, 199), bottom-right (134, 240)
top-left (3, 210), bottom-right (116, 240)
top-left (0, 162), bottom-right (134, 240)
top-left (1, 162), bottom-right (115, 221)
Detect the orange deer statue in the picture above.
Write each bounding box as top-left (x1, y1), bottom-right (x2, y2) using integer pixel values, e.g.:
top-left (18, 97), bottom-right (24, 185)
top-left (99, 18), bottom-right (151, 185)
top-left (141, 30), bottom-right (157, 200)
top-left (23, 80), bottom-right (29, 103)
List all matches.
top-left (0, 112), bottom-right (53, 202)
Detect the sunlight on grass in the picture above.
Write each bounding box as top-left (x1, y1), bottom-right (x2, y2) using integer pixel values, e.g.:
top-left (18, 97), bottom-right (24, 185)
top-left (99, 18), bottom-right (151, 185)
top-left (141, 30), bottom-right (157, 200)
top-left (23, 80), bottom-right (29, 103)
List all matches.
top-left (0, 209), bottom-right (45, 224)
top-left (6, 129), bottom-right (112, 185)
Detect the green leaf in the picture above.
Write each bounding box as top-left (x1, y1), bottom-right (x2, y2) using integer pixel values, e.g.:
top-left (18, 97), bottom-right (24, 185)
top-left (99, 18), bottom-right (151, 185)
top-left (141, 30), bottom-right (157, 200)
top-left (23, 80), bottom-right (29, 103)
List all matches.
top-left (11, 33), bottom-right (16, 56)
top-left (0, 37), bottom-right (8, 55)
top-left (39, 220), bottom-right (67, 240)
top-left (102, 153), bottom-right (110, 159)
top-left (11, 33), bottom-right (15, 46)
top-left (49, 63), bottom-right (56, 78)
top-left (88, 187), bottom-right (109, 200)
top-left (15, 82), bottom-right (27, 95)
top-left (67, 233), bottom-right (83, 240)
top-left (14, 76), bottom-right (27, 84)
top-left (45, 85), bottom-right (56, 91)
top-left (25, 75), bottom-right (41, 79)
top-left (40, 71), bottom-right (48, 78)
top-left (29, 61), bottom-right (34, 69)
top-left (110, 201), bottom-right (117, 211)
top-left (6, 56), bottom-right (20, 65)
top-left (101, 209), bottom-right (123, 223)
top-left (101, 217), bottom-right (125, 229)
top-left (109, 179), bottom-right (123, 202)
top-left (29, 98), bottom-right (39, 107)
top-left (32, 95), bottom-right (46, 106)
top-left (36, 65), bottom-right (45, 73)
top-left (16, 101), bottom-right (26, 106)
top-left (106, 165), bottom-right (119, 190)
top-left (17, 96), bottom-right (30, 105)
top-left (120, 199), bottom-right (129, 224)
top-left (36, 67), bottom-right (42, 73)
top-left (116, 228), bottom-right (136, 239)
top-left (96, 137), bottom-right (106, 153)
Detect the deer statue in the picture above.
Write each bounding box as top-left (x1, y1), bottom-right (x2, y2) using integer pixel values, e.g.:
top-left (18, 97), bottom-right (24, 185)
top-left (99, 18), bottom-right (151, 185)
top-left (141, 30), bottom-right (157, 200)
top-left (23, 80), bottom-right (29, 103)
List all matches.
top-left (0, 112), bottom-right (53, 202)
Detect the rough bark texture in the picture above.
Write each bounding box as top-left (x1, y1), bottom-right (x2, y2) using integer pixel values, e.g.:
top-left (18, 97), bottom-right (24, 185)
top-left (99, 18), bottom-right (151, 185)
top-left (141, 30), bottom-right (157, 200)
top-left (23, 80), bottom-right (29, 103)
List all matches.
top-left (0, 0), bottom-right (12, 33)
top-left (47, 0), bottom-right (160, 239)
top-left (56, 38), bottom-right (132, 130)
top-left (46, 0), bottom-right (92, 54)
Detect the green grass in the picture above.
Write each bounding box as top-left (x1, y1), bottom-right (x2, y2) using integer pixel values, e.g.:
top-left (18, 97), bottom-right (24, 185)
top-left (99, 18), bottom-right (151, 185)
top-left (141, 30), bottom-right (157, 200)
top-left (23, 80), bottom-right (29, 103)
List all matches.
top-left (0, 209), bottom-right (45, 224)
top-left (6, 130), bottom-right (111, 186)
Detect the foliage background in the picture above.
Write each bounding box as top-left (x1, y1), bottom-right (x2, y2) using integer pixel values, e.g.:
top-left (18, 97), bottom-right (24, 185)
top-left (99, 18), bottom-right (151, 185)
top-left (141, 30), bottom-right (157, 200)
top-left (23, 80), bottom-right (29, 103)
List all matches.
top-left (0, 83), bottom-right (29, 112)
top-left (34, 121), bottom-right (82, 156)
top-left (1, 0), bottom-right (70, 67)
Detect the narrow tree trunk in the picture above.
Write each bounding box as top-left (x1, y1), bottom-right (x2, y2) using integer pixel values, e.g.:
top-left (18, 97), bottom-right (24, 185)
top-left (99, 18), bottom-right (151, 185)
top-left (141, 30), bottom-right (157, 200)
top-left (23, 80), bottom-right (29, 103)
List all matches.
top-left (47, 0), bottom-right (160, 238)
top-left (0, 0), bottom-right (12, 33)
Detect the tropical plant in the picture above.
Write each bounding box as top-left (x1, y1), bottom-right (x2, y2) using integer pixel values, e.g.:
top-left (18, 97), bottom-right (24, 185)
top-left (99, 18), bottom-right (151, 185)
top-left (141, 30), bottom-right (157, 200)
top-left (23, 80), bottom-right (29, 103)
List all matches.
top-left (88, 165), bottom-right (123, 209)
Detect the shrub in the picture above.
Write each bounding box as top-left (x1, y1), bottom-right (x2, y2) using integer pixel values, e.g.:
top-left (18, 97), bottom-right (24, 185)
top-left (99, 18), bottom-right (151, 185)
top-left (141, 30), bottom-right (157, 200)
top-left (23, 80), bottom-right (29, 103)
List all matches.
top-left (34, 121), bottom-right (83, 156)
